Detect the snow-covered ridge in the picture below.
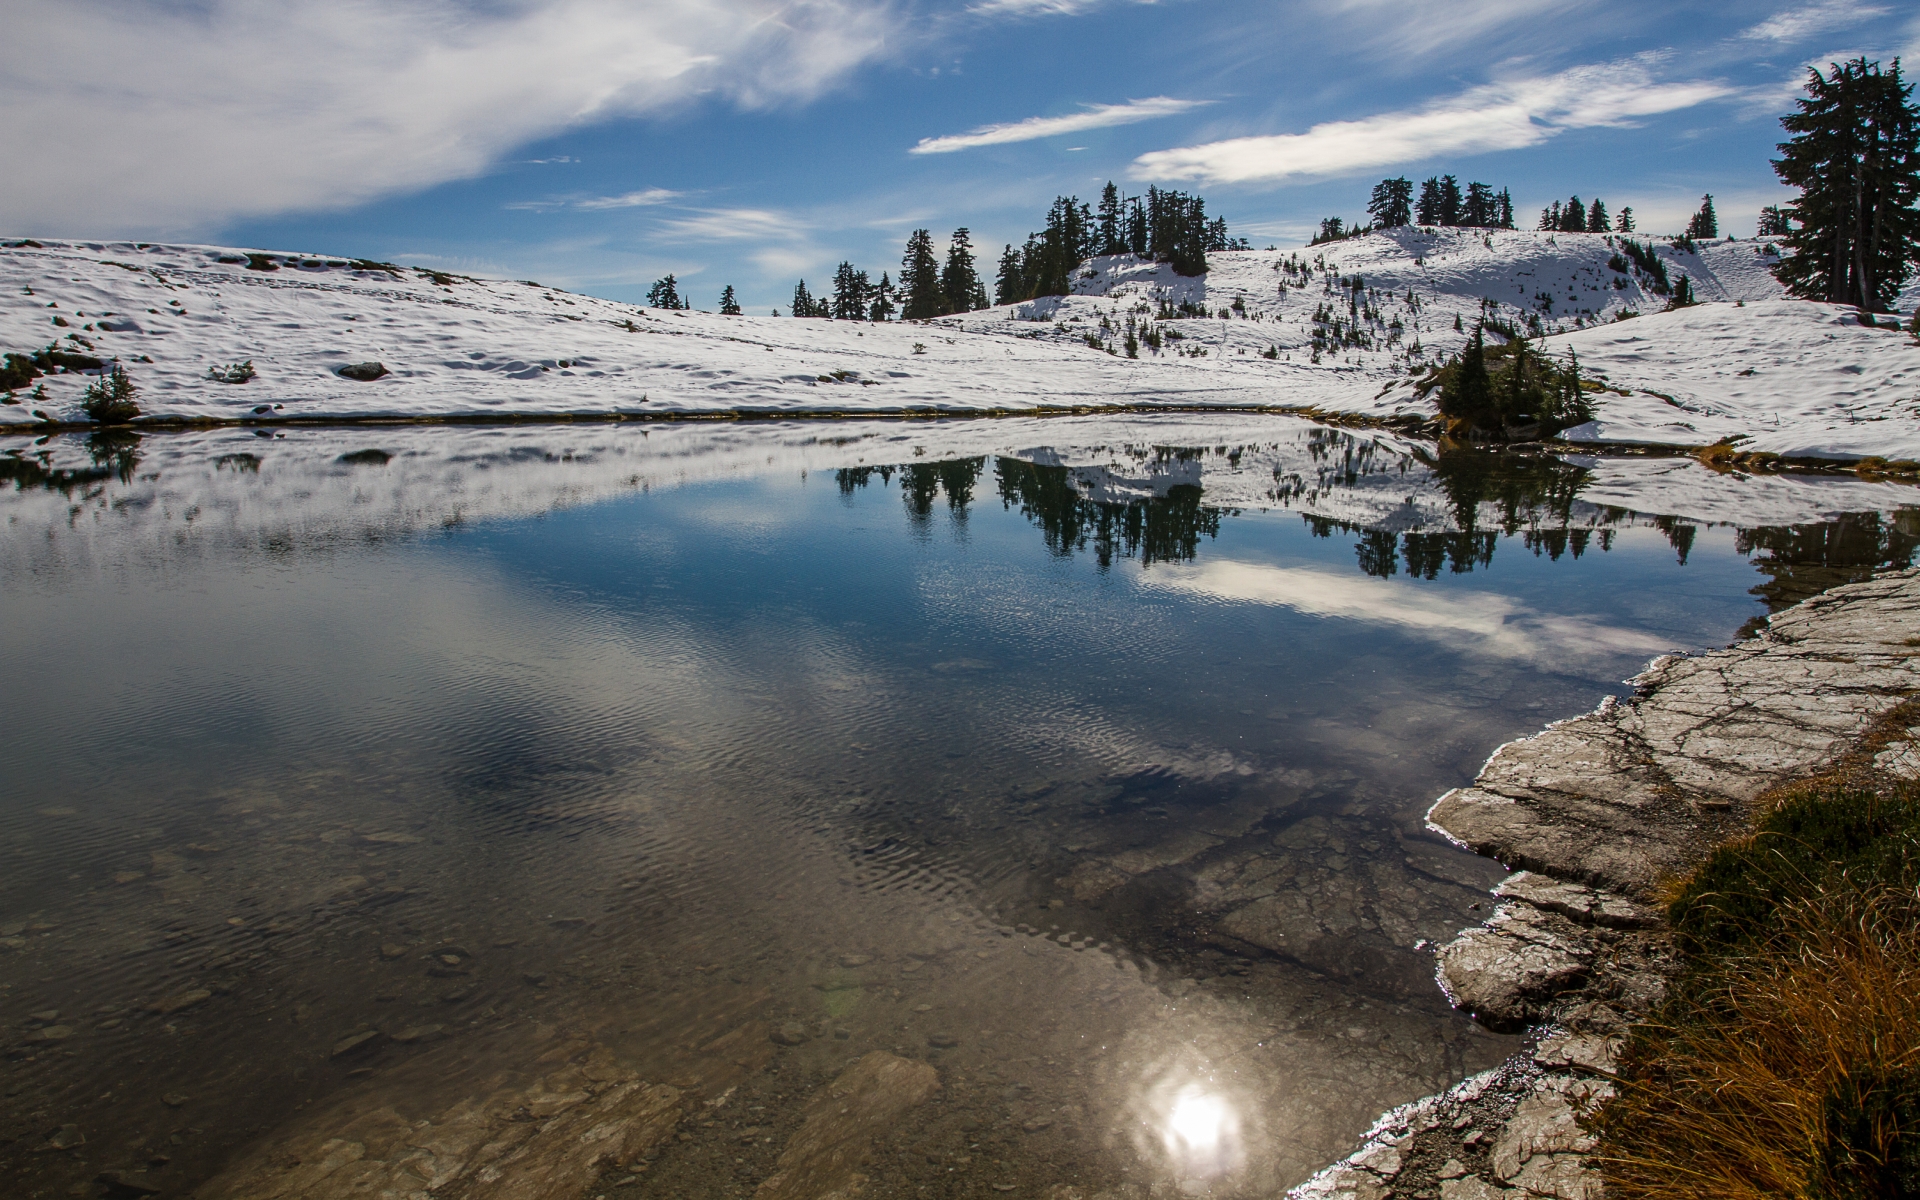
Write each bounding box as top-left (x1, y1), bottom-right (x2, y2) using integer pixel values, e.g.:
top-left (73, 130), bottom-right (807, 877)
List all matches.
top-left (3, 233), bottom-right (1917, 464)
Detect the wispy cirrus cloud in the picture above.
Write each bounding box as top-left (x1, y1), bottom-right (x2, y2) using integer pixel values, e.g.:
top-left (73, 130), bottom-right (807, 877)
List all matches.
top-left (577, 188), bottom-right (682, 210)
top-left (656, 208), bottom-right (801, 241)
top-left (910, 96), bottom-right (1210, 155)
top-left (507, 187), bottom-right (681, 213)
top-left (1739, 0), bottom-right (1887, 42)
top-left (1131, 57), bottom-right (1732, 186)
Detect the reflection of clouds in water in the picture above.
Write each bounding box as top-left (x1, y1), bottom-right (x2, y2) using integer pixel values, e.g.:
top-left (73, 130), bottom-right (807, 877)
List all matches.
top-left (1139, 559), bottom-right (1677, 661)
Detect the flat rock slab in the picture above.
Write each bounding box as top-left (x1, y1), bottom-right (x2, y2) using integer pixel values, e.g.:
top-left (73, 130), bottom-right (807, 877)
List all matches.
top-left (755, 1051), bottom-right (941, 1200)
top-left (1430, 570), bottom-right (1920, 901)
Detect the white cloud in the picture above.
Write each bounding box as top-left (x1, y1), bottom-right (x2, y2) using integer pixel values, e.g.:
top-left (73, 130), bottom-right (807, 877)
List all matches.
top-left (577, 188), bottom-right (683, 211)
top-left (1739, 0), bottom-right (1887, 42)
top-left (910, 96), bottom-right (1210, 154)
top-left (1131, 57), bottom-right (1733, 186)
top-left (657, 208), bottom-right (803, 241)
top-left (1137, 560), bottom-right (1675, 662)
top-left (967, 0), bottom-right (1141, 16)
top-left (0, 0), bottom-right (897, 237)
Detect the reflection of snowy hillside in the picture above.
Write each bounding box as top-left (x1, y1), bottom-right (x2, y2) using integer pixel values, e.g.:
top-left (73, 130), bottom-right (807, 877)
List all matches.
top-left (3, 233), bottom-right (1917, 461)
top-left (5, 418), bottom-right (1912, 589)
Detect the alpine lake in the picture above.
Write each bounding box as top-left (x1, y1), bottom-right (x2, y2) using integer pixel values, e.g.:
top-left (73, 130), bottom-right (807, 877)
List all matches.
top-left (2, 414), bottom-right (1916, 1200)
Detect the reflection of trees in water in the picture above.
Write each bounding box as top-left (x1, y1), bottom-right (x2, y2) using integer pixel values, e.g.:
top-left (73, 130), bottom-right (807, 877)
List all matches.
top-left (1736, 510), bottom-right (1920, 625)
top-left (0, 431), bottom-right (142, 493)
top-left (993, 457), bottom-right (1230, 568)
top-left (836, 454), bottom-right (1230, 565)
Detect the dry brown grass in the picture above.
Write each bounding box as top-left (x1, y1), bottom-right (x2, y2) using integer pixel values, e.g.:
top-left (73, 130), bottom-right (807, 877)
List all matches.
top-left (1598, 884), bottom-right (1920, 1198)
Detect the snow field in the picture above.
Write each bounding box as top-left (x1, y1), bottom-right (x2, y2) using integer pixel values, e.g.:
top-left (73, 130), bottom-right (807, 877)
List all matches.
top-left (3, 231), bottom-right (1916, 463)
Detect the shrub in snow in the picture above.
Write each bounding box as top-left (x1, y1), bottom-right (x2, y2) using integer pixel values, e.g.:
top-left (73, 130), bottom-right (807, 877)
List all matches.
top-left (81, 365), bottom-right (140, 424)
top-left (207, 360), bottom-right (256, 384)
top-left (1417, 324), bottom-right (1592, 438)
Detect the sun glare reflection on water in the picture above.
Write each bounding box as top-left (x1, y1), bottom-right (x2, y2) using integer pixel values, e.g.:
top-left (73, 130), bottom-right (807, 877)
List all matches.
top-left (1136, 1071), bottom-right (1250, 1188)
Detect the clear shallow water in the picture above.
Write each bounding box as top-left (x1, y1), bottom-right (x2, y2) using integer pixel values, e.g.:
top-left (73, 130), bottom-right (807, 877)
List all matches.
top-left (1, 419), bottom-right (1915, 1199)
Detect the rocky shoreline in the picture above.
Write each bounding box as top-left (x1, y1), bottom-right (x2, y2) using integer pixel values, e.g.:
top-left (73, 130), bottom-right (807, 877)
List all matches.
top-left (1291, 567), bottom-right (1920, 1200)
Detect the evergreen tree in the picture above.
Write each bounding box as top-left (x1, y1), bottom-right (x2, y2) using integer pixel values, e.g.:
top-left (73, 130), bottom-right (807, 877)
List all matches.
top-left (1587, 198), bottom-right (1609, 233)
top-left (1416, 177), bottom-right (1443, 225)
top-left (1538, 202), bottom-right (1561, 231)
top-left (1758, 205), bottom-right (1791, 235)
top-left (1126, 197), bottom-right (1148, 254)
top-left (1497, 188), bottom-right (1515, 228)
top-left (1097, 182), bottom-right (1125, 255)
top-left (1615, 206), bottom-right (1635, 232)
top-left (1462, 182), bottom-right (1495, 226)
top-left (792, 279), bottom-right (818, 318)
top-left (1773, 57), bottom-right (1919, 313)
top-left (1438, 175), bottom-right (1464, 225)
top-left (1368, 177), bottom-right (1414, 227)
top-left (995, 245), bottom-right (1025, 306)
top-left (868, 272), bottom-right (896, 321)
top-left (646, 274), bottom-right (684, 309)
top-left (941, 228), bottom-right (985, 314)
top-left (1686, 194), bottom-right (1719, 239)
top-left (900, 229), bottom-right (945, 319)
top-left (718, 285), bottom-right (741, 315)
top-left (1561, 196), bottom-right (1587, 232)
top-left (832, 261), bottom-right (870, 320)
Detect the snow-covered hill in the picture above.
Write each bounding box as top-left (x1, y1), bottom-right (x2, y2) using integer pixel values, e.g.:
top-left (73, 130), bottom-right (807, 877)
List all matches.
top-left (3, 232), bottom-right (1917, 464)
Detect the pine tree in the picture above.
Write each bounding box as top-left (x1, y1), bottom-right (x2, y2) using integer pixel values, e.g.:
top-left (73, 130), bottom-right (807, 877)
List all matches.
top-left (1539, 202), bottom-right (1561, 231)
top-left (1773, 58), bottom-right (1919, 313)
top-left (941, 228), bottom-right (984, 315)
top-left (718, 285), bottom-right (741, 316)
top-left (1758, 205), bottom-right (1791, 235)
top-left (1462, 182), bottom-right (1495, 226)
top-left (1686, 194), bottom-right (1719, 239)
top-left (1417, 177), bottom-right (1443, 225)
top-left (900, 229), bottom-right (944, 319)
top-left (1368, 177), bottom-right (1414, 227)
top-left (1096, 182), bottom-right (1125, 255)
top-left (792, 279), bottom-right (816, 318)
top-left (994, 245), bottom-right (1024, 306)
top-left (1587, 198), bottom-right (1608, 233)
top-left (868, 273), bottom-right (896, 321)
top-left (1615, 206), bottom-right (1635, 232)
top-left (1438, 175), bottom-right (1463, 225)
top-left (1497, 188), bottom-right (1515, 228)
top-left (1561, 196), bottom-right (1587, 232)
top-left (646, 274), bottom-right (684, 309)
top-left (831, 262), bottom-right (869, 320)
top-left (1126, 197), bottom-right (1148, 255)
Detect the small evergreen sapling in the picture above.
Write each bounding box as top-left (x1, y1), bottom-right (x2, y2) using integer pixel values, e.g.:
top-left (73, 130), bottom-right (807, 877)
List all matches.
top-left (82, 365), bottom-right (140, 424)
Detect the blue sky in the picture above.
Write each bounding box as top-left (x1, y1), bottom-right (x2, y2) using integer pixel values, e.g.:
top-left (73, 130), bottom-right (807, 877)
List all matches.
top-left (5, 0), bottom-right (1914, 311)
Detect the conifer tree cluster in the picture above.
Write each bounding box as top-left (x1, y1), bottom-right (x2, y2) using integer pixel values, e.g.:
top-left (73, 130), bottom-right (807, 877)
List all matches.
top-left (995, 184), bottom-right (1241, 305)
top-left (718, 285), bottom-right (742, 315)
top-left (1771, 56), bottom-right (1919, 314)
top-left (1419, 323), bottom-right (1593, 437)
top-left (898, 229), bottom-right (981, 319)
top-left (785, 264), bottom-right (896, 319)
top-left (1362, 175), bottom-right (1513, 230)
top-left (645, 274), bottom-right (690, 309)
top-left (1536, 196), bottom-right (1630, 232)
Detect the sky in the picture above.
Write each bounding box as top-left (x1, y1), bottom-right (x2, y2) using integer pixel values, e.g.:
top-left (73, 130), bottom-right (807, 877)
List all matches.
top-left (3, 0), bottom-right (1915, 311)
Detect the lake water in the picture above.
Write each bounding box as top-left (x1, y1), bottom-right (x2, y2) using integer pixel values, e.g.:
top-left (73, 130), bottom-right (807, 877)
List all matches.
top-left (2, 417), bottom-right (1915, 1200)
